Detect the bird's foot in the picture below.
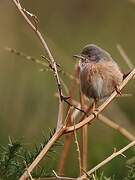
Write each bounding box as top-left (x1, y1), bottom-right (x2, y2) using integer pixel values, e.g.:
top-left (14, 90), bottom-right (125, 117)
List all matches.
top-left (91, 109), bottom-right (99, 118)
top-left (115, 86), bottom-right (122, 96)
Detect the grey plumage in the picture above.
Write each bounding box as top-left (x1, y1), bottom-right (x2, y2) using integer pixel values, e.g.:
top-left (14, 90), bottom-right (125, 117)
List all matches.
top-left (78, 44), bottom-right (123, 101)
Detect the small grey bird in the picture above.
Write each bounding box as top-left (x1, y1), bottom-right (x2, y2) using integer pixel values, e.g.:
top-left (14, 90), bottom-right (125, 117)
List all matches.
top-left (74, 44), bottom-right (123, 110)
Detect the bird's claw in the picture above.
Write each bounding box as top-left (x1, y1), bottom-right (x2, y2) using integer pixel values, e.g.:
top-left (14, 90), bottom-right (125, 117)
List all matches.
top-left (115, 86), bottom-right (122, 96)
top-left (62, 95), bottom-right (71, 101)
top-left (92, 109), bottom-right (99, 118)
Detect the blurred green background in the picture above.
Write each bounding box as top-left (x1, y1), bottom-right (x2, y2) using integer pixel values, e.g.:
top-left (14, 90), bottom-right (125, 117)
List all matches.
top-left (0, 0), bottom-right (135, 179)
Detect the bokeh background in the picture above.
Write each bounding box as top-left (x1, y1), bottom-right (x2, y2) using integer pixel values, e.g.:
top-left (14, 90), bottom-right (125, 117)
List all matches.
top-left (0, 0), bottom-right (135, 179)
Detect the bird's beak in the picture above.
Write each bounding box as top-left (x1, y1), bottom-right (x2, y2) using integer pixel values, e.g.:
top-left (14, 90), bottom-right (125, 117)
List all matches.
top-left (73, 54), bottom-right (85, 60)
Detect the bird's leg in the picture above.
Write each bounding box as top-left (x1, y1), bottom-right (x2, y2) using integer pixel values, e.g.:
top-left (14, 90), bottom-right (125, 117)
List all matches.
top-left (91, 98), bottom-right (98, 117)
top-left (91, 100), bottom-right (96, 112)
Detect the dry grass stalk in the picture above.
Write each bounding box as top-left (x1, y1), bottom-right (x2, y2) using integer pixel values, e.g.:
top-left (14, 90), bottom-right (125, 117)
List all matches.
top-left (58, 65), bottom-right (80, 175)
top-left (58, 133), bottom-right (74, 176)
top-left (80, 93), bottom-right (88, 177)
top-left (73, 120), bottom-right (82, 176)
top-left (37, 176), bottom-right (76, 180)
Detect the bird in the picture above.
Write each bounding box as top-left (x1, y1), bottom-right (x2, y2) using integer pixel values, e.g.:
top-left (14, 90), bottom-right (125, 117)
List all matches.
top-left (74, 44), bottom-right (123, 112)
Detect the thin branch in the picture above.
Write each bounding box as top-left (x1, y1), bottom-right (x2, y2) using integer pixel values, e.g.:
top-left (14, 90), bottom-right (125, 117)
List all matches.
top-left (60, 78), bottom-right (69, 95)
top-left (12, 0), bottom-right (63, 99)
top-left (81, 169), bottom-right (90, 179)
top-left (65, 68), bottom-right (135, 133)
top-left (57, 102), bottom-right (64, 131)
top-left (24, 161), bottom-right (34, 180)
top-left (58, 133), bottom-right (74, 176)
top-left (78, 140), bottom-right (135, 179)
top-left (80, 93), bottom-right (88, 177)
top-left (21, 7), bottom-right (39, 30)
top-left (12, 0), bottom-right (64, 132)
top-left (65, 99), bottom-right (135, 142)
top-left (51, 170), bottom-right (77, 180)
top-left (58, 66), bottom-right (80, 175)
top-left (73, 120), bottom-right (82, 176)
top-left (98, 114), bottom-right (135, 141)
top-left (81, 125), bottom-right (88, 176)
top-left (55, 93), bottom-right (86, 114)
top-left (64, 98), bottom-right (86, 115)
top-left (35, 177), bottom-right (76, 180)
top-left (64, 107), bottom-right (74, 125)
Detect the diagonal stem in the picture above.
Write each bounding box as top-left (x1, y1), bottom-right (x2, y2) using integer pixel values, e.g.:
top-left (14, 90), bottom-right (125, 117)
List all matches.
top-left (12, 0), bottom-right (64, 132)
top-left (78, 140), bottom-right (135, 179)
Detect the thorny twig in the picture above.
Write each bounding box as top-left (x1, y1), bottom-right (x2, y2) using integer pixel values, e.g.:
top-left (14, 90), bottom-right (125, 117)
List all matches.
top-left (12, 0), bottom-right (65, 133)
top-left (10, 0), bottom-right (79, 104)
top-left (64, 99), bottom-right (135, 142)
top-left (77, 140), bottom-right (135, 179)
top-left (64, 98), bottom-right (86, 115)
top-left (55, 93), bottom-right (86, 114)
top-left (21, 7), bottom-right (39, 30)
top-left (52, 170), bottom-right (76, 180)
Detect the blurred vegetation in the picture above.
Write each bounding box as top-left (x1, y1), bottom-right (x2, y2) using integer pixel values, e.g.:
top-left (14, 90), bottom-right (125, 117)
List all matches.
top-left (0, 133), bottom-right (60, 180)
top-left (0, 0), bottom-right (135, 179)
top-left (0, 137), bottom-right (134, 179)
